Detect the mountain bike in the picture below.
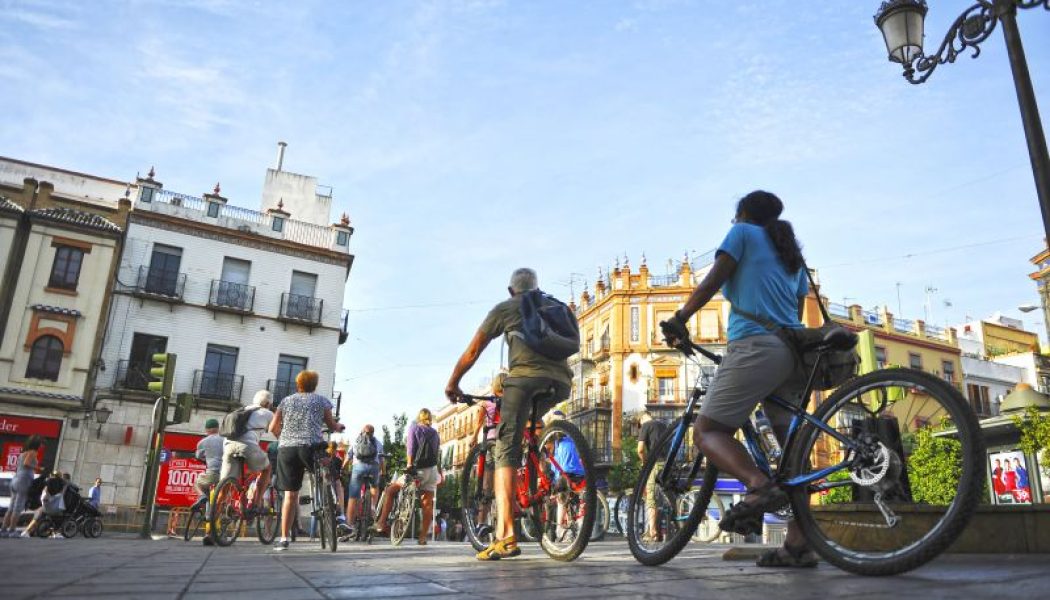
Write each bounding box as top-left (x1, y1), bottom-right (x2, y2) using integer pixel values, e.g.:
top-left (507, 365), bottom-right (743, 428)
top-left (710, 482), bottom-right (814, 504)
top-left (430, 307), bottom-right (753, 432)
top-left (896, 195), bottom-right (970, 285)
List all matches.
top-left (627, 332), bottom-right (983, 576)
top-left (209, 455), bottom-right (279, 547)
top-left (458, 393), bottom-right (597, 562)
top-left (344, 455), bottom-right (388, 544)
top-left (304, 441), bottom-right (342, 552)
top-left (390, 469), bottom-right (423, 546)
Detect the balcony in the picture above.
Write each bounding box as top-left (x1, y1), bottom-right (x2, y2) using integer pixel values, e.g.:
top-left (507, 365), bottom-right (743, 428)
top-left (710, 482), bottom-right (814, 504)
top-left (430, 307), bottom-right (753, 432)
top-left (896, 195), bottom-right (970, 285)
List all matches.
top-left (193, 369), bottom-right (244, 407)
top-left (279, 292), bottom-right (323, 326)
top-left (113, 359), bottom-right (152, 392)
top-left (339, 309), bottom-right (349, 344)
top-left (592, 341), bottom-right (611, 361)
top-left (133, 266), bottom-right (186, 303)
top-left (208, 280), bottom-right (255, 314)
top-left (649, 274), bottom-right (680, 287)
top-left (267, 379), bottom-right (297, 407)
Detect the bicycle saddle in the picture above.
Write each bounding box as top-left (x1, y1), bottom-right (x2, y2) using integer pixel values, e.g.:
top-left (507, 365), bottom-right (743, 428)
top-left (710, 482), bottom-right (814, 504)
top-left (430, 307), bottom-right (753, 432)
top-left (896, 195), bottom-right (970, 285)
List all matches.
top-left (822, 327), bottom-right (858, 351)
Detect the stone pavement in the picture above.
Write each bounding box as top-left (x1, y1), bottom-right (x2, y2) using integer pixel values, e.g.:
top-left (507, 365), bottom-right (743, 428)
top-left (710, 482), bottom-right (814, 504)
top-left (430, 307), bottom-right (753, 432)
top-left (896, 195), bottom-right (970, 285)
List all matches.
top-left (1, 535), bottom-right (1047, 600)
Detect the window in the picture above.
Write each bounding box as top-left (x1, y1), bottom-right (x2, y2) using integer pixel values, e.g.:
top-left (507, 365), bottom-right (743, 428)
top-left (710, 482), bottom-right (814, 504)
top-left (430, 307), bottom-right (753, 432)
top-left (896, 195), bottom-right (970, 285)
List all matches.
top-left (140, 187), bottom-right (155, 203)
top-left (967, 384), bottom-right (991, 416)
top-left (146, 244), bottom-right (182, 296)
top-left (201, 344), bottom-right (238, 399)
top-left (26, 336), bottom-right (63, 381)
top-left (274, 355), bottom-right (307, 405)
top-left (599, 326), bottom-right (610, 352)
top-left (941, 360), bottom-right (955, 383)
top-left (216, 257), bottom-right (252, 309)
top-left (909, 352), bottom-right (923, 370)
top-left (272, 216), bottom-right (285, 233)
top-left (658, 377), bottom-right (675, 402)
top-left (286, 271), bottom-right (319, 320)
top-left (125, 333), bottom-right (168, 390)
top-left (699, 310), bottom-right (720, 340)
top-left (874, 346), bottom-right (887, 369)
top-left (630, 307), bottom-right (640, 343)
top-left (207, 202), bottom-right (221, 218)
top-left (336, 230), bottom-right (349, 246)
top-left (48, 246), bottom-right (84, 290)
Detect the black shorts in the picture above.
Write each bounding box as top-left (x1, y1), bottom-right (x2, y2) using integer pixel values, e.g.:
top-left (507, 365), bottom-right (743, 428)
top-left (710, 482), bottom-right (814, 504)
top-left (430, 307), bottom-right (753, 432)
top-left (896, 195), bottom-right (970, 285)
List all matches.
top-left (276, 445), bottom-right (317, 492)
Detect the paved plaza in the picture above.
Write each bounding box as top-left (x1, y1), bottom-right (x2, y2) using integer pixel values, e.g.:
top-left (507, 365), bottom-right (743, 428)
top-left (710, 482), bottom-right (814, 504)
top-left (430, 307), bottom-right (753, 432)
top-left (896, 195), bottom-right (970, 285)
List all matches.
top-left (1, 536), bottom-right (1047, 600)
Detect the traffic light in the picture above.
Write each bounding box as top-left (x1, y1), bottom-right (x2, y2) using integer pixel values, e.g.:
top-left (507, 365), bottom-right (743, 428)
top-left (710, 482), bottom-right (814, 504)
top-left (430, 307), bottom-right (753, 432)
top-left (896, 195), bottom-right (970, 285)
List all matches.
top-left (170, 392), bottom-right (195, 425)
top-left (147, 352), bottom-right (176, 397)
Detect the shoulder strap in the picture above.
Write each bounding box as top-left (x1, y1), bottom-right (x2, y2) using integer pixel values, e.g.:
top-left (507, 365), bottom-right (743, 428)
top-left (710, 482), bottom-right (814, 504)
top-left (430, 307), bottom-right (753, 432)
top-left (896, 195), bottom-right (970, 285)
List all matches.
top-left (731, 305), bottom-right (780, 332)
top-left (801, 258), bottom-right (832, 325)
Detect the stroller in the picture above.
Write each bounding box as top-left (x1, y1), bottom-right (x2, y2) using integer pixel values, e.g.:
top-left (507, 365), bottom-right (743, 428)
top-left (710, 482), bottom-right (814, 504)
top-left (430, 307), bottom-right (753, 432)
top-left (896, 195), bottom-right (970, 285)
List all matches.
top-left (27, 478), bottom-right (105, 538)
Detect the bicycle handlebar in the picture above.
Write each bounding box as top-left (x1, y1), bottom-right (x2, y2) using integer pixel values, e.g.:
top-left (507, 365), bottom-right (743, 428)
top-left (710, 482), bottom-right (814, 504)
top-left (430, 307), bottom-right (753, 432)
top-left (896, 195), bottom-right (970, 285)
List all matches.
top-left (453, 393), bottom-right (498, 406)
top-left (680, 340), bottom-right (723, 364)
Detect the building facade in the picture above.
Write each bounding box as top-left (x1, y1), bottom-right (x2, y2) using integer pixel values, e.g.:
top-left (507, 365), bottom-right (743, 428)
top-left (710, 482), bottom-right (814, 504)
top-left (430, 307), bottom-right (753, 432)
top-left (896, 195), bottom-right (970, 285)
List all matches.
top-left (88, 159), bottom-right (354, 507)
top-left (0, 157), bottom-right (131, 483)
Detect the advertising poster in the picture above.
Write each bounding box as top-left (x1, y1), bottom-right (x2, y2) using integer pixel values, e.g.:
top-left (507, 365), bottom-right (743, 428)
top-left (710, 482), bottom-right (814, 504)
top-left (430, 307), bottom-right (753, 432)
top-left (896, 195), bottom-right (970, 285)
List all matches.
top-left (989, 449), bottom-right (1033, 505)
top-left (3, 443), bottom-right (23, 471)
top-left (155, 432), bottom-right (206, 507)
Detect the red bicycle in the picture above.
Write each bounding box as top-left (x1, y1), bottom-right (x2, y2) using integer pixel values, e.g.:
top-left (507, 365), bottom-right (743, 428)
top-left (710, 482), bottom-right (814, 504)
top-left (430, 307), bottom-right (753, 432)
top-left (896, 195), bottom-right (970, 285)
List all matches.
top-left (457, 394), bottom-right (596, 562)
top-left (209, 455), bottom-right (279, 546)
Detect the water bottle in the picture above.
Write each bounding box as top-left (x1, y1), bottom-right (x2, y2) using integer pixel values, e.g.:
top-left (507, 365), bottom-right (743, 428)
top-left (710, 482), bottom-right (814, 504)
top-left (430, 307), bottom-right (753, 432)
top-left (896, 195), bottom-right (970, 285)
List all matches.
top-left (754, 409), bottom-right (782, 464)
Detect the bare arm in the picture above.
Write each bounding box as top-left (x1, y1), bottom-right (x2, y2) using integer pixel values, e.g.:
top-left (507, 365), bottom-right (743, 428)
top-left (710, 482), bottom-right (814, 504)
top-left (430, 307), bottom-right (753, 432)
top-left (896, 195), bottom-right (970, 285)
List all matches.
top-left (470, 403), bottom-right (486, 446)
top-left (268, 408), bottom-right (283, 438)
top-left (323, 408), bottom-right (342, 433)
top-left (445, 330), bottom-right (494, 399)
top-left (636, 440), bottom-right (646, 463)
top-left (678, 253), bottom-right (737, 320)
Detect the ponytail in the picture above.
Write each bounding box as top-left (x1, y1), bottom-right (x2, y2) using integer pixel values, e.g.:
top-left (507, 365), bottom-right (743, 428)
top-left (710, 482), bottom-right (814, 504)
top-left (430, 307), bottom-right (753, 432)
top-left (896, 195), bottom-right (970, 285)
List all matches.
top-left (735, 190), bottom-right (804, 274)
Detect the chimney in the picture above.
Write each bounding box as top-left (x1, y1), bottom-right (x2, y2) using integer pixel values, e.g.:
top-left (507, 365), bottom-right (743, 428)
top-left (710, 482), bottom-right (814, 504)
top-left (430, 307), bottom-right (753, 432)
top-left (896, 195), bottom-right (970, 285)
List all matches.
top-left (276, 141), bottom-right (287, 171)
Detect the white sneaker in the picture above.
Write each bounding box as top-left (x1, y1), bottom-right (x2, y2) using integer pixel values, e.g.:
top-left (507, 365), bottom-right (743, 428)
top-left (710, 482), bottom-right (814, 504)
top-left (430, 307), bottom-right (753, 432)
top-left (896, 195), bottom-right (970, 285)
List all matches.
top-left (19, 531), bottom-right (31, 538)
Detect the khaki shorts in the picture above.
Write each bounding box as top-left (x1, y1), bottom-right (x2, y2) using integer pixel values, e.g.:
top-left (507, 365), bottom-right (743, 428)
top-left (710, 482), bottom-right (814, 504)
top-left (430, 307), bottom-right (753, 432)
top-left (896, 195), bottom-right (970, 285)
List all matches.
top-left (220, 440), bottom-right (270, 481)
top-left (195, 470), bottom-right (219, 494)
top-left (494, 377), bottom-right (570, 468)
top-left (700, 334), bottom-right (803, 429)
top-left (645, 461), bottom-right (665, 509)
top-left (415, 466), bottom-right (441, 494)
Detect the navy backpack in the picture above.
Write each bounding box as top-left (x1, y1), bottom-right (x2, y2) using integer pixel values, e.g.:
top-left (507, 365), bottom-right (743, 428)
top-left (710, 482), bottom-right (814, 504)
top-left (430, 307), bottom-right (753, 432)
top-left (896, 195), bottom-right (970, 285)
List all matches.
top-left (510, 289), bottom-right (581, 360)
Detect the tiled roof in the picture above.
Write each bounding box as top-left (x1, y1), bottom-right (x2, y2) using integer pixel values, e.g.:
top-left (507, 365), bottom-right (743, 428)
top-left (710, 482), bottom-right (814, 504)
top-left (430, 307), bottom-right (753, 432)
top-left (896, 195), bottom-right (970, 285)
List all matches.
top-left (31, 304), bottom-right (83, 317)
top-left (29, 207), bottom-right (122, 234)
top-left (0, 386), bottom-right (82, 403)
top-left (0, 196), bottom-right (24, 215)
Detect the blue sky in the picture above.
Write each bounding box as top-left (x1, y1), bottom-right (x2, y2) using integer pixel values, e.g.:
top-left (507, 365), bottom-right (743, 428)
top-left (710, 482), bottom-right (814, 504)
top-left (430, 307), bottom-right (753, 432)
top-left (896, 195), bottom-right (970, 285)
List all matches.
top-left (3, 0), bottom-right (1049, 430)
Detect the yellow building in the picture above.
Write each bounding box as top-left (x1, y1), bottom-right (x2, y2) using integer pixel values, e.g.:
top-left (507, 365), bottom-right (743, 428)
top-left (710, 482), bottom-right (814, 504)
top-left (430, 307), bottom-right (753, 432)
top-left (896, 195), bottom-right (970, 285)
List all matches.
top-left (957, 315), bottom-right (1039, 358)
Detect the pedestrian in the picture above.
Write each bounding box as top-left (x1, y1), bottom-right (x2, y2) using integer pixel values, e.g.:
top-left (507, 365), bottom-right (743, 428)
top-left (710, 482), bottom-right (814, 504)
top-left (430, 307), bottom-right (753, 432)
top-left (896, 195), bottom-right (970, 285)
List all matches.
top-left (406, 409), bottom-right (441, 545)
top-left (1, 435), bottom-right (43, 537)
top-left (88, 478), bottom-right (102, 510)
top-left (445, 267), bottom-right (573, 560)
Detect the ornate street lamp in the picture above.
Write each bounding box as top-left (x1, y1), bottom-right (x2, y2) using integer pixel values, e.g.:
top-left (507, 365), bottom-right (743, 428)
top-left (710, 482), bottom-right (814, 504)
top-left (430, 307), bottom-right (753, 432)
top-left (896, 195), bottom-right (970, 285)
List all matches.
top-left (874, 0), bottom-right (1050, 240)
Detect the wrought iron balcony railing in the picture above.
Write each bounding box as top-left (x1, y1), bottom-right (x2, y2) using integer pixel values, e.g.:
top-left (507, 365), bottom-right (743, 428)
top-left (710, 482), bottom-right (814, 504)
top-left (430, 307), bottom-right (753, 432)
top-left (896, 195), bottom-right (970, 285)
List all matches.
top-left (134, 265), bottom-right (186, 301)
top-left (193, 369), bottom-right (244, 404)
top-left (280, 292), bottom-right (323, 325)
top-left (208, 279), bottom-right (255, 313)
top-left (114, 359), bottom-right (152, 391)
top-left (267, 379), bottom-right (297, 407)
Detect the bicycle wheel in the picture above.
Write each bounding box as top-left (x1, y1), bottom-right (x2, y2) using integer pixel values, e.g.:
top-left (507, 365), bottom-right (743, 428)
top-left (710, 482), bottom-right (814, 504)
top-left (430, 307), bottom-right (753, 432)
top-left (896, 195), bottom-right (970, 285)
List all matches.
top-left (256, 485), bottom-right (279, 544)
top-left (210, 478), bottom-right (245, 547)
top-left (691, 491), bottom-right (726, 543)
top-left (536, 421), bottom-right (597, 562)
top-left (85, 517), bottom-right (104, 538)
top-left (627, 416), bottom-right (718, 566)
top-left (613, 492), bottom-right (629, 536)
top-left (786, 368), bottom-right (984, 576)
top-left (589, 491), bottom-right (609, 541)
top-left (322, 473), bottom-right (339, 553)
top-left (461, 442), bottom-right (498, 552)
top-left (183, 503), bottom-right (205, 542)
top-left (390, 483), bottom-right (417, 546)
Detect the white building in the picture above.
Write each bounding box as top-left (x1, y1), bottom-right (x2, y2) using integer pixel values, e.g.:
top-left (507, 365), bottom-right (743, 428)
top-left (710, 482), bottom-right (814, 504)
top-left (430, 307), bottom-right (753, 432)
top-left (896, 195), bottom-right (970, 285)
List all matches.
top-left (91, 157), bottom-right (354, 507)
top-left (960, 356), bottom-right (1026, 418)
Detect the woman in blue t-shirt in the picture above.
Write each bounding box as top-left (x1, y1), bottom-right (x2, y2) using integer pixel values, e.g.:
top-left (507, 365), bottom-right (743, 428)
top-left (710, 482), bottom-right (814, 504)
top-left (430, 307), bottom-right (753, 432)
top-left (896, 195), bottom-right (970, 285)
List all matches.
top-left (661, 190), bottom-right (816, 568)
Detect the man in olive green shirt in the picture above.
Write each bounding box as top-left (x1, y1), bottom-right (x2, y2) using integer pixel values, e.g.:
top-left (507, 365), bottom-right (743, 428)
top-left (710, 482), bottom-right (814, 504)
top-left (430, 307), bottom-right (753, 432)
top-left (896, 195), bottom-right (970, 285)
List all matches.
top-left (446, 267), bottom-right (571, 560)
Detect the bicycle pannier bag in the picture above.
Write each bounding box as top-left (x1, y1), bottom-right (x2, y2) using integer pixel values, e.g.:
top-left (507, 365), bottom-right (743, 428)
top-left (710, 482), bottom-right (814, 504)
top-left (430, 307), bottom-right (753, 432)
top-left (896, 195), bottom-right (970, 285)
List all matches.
top-left (354, 432), bottom-right (378, 462)
top-left (219, 406), bottom-right (258, 439)
top-left (510, 289), bottom-right (581, 360)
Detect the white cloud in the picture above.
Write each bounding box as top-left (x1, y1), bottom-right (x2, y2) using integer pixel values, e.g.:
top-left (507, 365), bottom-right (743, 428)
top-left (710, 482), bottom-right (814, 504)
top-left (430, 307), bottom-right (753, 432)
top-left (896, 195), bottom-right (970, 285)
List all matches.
top-left (1, 8), bottom-right (78, 30)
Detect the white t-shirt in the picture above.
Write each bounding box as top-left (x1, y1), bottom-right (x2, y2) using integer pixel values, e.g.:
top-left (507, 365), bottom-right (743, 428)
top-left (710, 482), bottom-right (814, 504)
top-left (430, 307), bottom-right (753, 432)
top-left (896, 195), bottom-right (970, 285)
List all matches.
top-left (238, 407), bottom-right (274, 446)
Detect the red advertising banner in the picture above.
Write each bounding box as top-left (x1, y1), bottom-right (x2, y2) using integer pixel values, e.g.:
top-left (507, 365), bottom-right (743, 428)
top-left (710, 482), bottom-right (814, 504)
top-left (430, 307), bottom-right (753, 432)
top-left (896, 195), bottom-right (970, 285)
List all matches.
top-left (0, 414), bottom-right (63, 438)
top-left (155, 432), bottom-right (206, 508)
top-left (3, 443), bottom-right (23, 471)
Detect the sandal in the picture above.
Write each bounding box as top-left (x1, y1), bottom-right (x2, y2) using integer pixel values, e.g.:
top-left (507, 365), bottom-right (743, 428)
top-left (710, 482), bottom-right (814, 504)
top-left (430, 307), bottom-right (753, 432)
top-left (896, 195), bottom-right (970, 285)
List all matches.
top-left (756, 544), bottom-right (818, 568)
top-left (718, 481), bottom-right (788, 536)
top-left (476, 536), bottom-right (521, 561)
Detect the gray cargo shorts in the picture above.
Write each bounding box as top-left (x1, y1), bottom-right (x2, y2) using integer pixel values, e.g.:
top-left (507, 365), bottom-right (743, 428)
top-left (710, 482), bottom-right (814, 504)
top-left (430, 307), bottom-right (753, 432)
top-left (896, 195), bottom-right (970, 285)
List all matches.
top-left (494, 377), bottom-right (570, 469)
top-left (699, 334), bottom-right (804, 429)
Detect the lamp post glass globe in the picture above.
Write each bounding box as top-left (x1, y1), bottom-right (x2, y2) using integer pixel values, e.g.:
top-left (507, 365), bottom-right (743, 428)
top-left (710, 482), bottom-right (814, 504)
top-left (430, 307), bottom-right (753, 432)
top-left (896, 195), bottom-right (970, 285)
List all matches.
top-left (875, 0), bottom-right (928, 65)
top-left (95, 406), bottom-right (113, 424)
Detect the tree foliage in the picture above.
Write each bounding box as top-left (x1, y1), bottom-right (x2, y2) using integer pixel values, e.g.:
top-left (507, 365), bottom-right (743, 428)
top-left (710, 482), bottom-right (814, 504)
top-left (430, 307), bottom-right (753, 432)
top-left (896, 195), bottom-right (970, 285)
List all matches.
top-left (607, 430), bottom-right (640, 493)
top-left (436, 473), bottom-right (461, 516)
top-left (820, 469), bottom-right (854, 504)
top-left (382, 413), bottom-right (408, 474)
top-left (1013, 406), bottom-right (1050, 467)
top-left (906, 425), bottom-right (962, 504)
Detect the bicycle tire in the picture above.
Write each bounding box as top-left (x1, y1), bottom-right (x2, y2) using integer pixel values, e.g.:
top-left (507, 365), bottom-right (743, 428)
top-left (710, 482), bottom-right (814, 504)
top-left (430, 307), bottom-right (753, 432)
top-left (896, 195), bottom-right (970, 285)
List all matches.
top-left (210, 477), bottom-right (244, 547)
top-left (537, 421), bottom-right (597, 562)
top-left (690, 490), bottom-right (726, 543)
top-left (322, 472), bottom-right (339, 553)
top-left (256, 486), bottom-right (279, 545)
top-left (184, 503), bottom-right (205, 542)
top-left (460, 442), bottom-right (497, 552)
top-left (390, 482), bottom-right (417, 546)
top-left (627, 416), bottom-right (718, 566)
top-left (590, 491), bottom-right (609, 542)
top-left (787, 368), bottom-right (983, 576)
top-left (612, 492), bottom-right (629, 536)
